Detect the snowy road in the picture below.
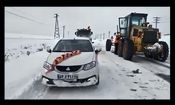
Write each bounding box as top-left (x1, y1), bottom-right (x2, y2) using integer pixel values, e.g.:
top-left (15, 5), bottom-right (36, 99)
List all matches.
top-left (41, 51), bottom-right (170, 99)
top-left (6, 48), bottom-right (170, 99)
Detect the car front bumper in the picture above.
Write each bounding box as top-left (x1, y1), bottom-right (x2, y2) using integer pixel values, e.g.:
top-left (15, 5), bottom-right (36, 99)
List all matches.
top-left (41, 75), bottom-right (98, 87)
top-left (41, 65), bottom-right (99, 87)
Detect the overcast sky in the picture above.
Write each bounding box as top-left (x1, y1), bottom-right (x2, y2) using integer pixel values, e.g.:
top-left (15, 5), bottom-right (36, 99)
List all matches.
top-left (5, 7), bottom-right (170, 38)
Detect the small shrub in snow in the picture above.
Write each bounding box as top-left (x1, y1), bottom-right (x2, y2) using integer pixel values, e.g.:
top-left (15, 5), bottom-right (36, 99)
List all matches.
top-left (27, 51), bottom-right (30, 56)
top-left (132, 69), bottom-right (142, 74)
top-left (37, 48), bottom-right (43, 52)
top-left (24, 46), bottom-right (28, 49)
top-left (20, 51), bottom-right (25, 55)
top-left (16, 55), bottom-right (20, 58)
top-left (5, 54), bottom-right (9, 62)
top-left (42, 43), bottom-right (47, 49)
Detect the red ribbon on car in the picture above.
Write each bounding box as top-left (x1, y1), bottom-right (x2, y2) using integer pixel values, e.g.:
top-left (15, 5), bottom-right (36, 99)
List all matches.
top-left (45, 50), bottom-right (81, 74)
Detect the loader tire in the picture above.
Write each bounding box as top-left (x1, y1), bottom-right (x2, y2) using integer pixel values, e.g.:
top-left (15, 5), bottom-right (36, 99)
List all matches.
top-left (106, 39), bottom-right (112, 51)
top-left (144, 52), bottom-right (153, 58)
top-left (157, 41), bottom-right (169, 62)
top-left (114, 43), bottom-right (118, 55)
top-left (117, 40), bottom-right (123, 57)
top-left (122, 39), bottom-right (134, 60)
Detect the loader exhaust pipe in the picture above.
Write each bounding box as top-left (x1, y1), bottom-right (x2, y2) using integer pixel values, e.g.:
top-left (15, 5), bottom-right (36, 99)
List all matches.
top-left (117, 25), bottom-right (119, 33)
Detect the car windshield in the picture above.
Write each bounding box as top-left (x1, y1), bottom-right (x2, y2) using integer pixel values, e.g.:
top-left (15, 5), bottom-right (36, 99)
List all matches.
top-left (52, 39), bottom-right (93, 52)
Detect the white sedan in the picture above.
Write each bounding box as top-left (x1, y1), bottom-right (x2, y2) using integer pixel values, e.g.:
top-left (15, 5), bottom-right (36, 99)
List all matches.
top-left (41, 37), bottom-right (101, 87)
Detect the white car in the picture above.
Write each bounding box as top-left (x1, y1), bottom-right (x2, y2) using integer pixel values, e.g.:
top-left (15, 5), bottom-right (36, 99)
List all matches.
top-left (41, 37), bottom-right (101, 87)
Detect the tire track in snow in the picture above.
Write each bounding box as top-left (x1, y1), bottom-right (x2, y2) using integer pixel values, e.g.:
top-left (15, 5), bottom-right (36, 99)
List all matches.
top-left (106, 51), bottom-right (170, 83)
top-left (133, 55), bottom-right (170, 83)
top-left (136, 55), bottom-right (170, 68)
top-left (103, 51), bottom-right (169, 99)
top-left (14, 50), bottom-right (169, 99)
top-left (98, 51), bottom-right (156, 99)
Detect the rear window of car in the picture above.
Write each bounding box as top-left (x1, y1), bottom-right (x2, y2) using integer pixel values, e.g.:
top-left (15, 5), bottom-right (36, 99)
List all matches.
top-left (53, 39), bottom-right (93, 52)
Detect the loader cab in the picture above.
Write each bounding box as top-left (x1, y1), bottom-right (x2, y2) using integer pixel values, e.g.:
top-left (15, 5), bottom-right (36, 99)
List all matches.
top-left (119, 13), bottom-right (148, 38)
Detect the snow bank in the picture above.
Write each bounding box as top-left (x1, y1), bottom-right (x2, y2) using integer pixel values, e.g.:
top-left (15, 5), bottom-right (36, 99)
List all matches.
top-left (5, 33), bottom-right (57, 99)
top-left (5, 51), bottom-right (49, 99)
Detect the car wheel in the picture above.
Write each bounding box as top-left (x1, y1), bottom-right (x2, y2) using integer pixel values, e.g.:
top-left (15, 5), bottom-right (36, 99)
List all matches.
top-left (94, 76), bottom-right (99, 87)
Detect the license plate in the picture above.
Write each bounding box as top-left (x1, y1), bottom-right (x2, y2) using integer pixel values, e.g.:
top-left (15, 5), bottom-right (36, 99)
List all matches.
top-left (57, 74), bottom-right (78, 81)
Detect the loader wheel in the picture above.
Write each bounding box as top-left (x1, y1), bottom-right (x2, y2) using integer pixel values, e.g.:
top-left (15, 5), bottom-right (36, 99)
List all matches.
top-left (117, 40), bottom-right (123, 57)
top-left (157, 41), bottom-right (169, 62)
top-left (144, 52), bottom-right (149, 57)
top-left (144, 53), bottom-right (150, 58)
top-left (106, 39), bottom-right (112, 51)
top-left (144, 52), bottom-right (153, 58)
top-left (114, 43), bottom-right (118, 55)
top-left (122, 39), bottom-right (134, 60)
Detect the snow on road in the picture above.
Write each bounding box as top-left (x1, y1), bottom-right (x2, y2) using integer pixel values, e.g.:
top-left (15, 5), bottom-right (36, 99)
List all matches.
top-left (6, 50), bottom-right (170, 99)
top-left (37, 51), bottom-right (169, 99)
top-left (5, 38), bottom-right (170, 99)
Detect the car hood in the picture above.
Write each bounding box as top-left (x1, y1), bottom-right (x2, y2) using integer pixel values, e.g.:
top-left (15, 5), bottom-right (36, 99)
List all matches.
top-left (47, 52), bottom-right (95, 66)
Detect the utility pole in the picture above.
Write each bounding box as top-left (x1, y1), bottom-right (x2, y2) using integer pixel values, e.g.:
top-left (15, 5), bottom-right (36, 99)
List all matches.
top-left (100, 34), bottom-right (102, 40)
top-left (103, 33), bottom-right (105, 40)
top-left (54, 14), bottom-right (60, 39)
top-left (153, 17), bottom-right (161, 28)
top-left (63, 25), bottom-right (65, 38)
top-left (108, 31), bottom-right (110, 38)
top-left (67, 31), bottom-right (69, 37)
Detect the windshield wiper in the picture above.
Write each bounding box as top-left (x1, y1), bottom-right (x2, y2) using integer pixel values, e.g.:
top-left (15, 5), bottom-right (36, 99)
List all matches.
top-left (52, 50), bottom-right (73, 52)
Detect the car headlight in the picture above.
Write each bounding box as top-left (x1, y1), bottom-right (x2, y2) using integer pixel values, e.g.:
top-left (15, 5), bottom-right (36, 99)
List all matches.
top-left (43, 61), bottom-right (53, 70)
top-left (83, 61), bottom-right (96, 70)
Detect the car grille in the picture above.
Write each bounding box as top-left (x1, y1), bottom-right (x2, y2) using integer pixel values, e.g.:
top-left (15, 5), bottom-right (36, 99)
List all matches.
top-left (56, 65), bottom-right (82, 72)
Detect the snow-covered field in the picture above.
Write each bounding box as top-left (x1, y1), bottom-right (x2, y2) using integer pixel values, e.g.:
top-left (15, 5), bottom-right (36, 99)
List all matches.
top-left (4, 33), bottom-right (170, 99)
top-left (5, 33), bottom-right (57, 62)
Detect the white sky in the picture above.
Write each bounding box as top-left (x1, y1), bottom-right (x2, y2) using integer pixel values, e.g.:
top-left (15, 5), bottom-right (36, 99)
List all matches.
top-left (5, 7), bottom-right (170, 38)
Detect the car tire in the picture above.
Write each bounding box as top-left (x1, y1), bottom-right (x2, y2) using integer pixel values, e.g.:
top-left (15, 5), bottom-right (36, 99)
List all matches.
top-left (106, 39), bottom-right (112, 51)
top-left (94, 76), bottom-right (99, 86)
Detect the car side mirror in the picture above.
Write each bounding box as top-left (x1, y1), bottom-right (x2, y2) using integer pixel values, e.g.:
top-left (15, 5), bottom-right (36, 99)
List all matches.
top-left (47, 48), bottom-right (52, 53)
top-left (47, 47), bottom-right (52, 53)
top-left (95, 48), bottom-right (102, 54)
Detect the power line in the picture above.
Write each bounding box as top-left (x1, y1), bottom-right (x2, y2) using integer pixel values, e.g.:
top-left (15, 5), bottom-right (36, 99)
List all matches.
top-left (11, 8), bottom-right (49, 25)
top-left (5, 10), bottom-right (45, 25)
top-left (13, 8), bottom-right (41, 20)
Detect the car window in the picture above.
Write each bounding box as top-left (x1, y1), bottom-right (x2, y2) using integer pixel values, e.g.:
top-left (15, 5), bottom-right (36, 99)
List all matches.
top-left (53, 40), bottom-right (93, 52)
